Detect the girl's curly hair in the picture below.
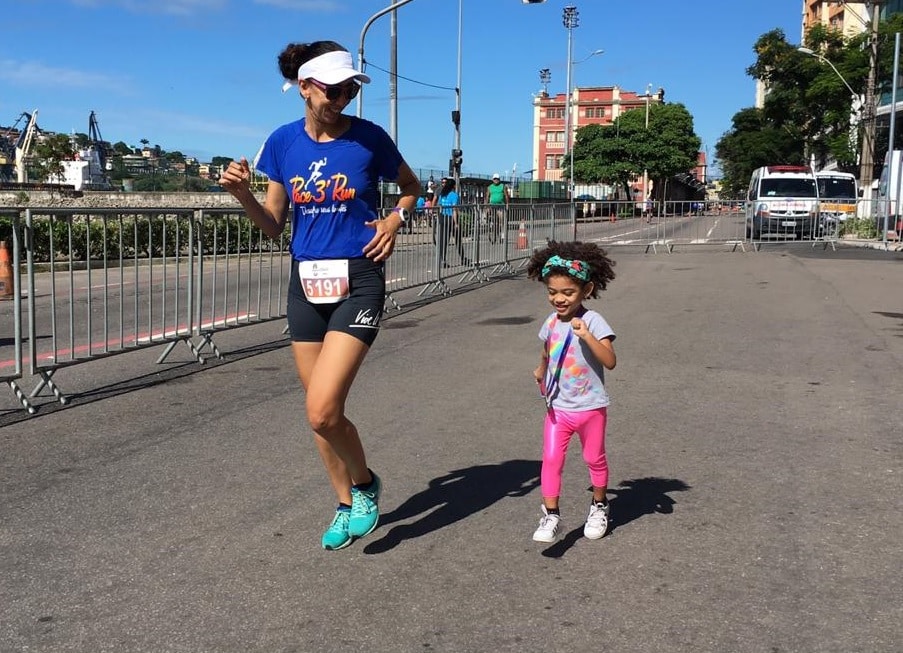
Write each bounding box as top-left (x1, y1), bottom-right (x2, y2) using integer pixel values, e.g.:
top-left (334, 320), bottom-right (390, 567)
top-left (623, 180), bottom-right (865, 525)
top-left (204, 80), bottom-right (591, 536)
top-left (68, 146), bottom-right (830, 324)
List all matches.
top-left (526, 240), bottom-right (616, 298)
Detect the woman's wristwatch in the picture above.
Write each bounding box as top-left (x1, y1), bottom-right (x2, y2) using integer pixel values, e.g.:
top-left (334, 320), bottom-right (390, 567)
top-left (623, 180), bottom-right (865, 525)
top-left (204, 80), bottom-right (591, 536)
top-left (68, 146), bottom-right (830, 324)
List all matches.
top-left (390, 207), bottom-right (409, 223)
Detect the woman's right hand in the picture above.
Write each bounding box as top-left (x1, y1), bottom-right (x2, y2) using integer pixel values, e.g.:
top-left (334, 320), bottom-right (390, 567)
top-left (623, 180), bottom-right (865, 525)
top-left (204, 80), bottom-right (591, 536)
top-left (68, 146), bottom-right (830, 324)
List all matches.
top-left (219, 157), bottom-right (252, 199)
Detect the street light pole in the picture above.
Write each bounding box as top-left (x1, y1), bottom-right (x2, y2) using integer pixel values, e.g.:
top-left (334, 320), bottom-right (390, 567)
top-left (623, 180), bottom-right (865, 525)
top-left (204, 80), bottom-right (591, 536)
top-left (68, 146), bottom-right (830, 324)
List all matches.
top-left (453, 0), bottom-right (462, 188)
top-left (356, 0), bottom-right (417, 127)
top-left (643, 83), bottom-right (652, 208)
top-left (798, 47), bottom-right (859, 99)
top-left (798, 46), bottom-right (862, 164)
top-left (563, 5), bottom-right (578, 201)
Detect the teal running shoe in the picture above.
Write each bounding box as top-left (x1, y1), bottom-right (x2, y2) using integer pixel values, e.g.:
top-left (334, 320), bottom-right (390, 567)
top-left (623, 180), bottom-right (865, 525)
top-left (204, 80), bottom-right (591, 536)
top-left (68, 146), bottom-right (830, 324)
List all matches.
top-left (349, 471), bottom-right (381, 538)
top-left (321, 508), bottom-right (352, 550)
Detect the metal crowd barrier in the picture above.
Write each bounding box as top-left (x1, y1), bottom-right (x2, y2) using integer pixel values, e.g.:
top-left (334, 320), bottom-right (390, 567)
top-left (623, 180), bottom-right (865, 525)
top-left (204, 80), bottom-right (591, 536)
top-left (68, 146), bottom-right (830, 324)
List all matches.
top-left (572, 199), bottom-right (749, 251)
top-left (569, 198), bottom-right (903, 251)
top-left (5, 197), bottom-right (896, 415)
top-left (0, 204), bottom-right (562, 415)
top-left (1, 211), bottom-right (29, 411)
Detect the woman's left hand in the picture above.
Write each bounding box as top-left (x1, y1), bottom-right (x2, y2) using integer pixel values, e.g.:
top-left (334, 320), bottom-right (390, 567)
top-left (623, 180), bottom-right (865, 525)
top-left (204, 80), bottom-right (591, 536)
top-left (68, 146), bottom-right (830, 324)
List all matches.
top-left (363, 215), bottom-right (401, 262)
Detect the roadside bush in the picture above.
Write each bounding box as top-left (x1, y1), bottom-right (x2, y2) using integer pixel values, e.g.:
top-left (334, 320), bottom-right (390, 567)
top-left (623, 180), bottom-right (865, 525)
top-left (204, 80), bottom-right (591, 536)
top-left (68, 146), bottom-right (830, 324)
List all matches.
top-left (7, 211), bottom-right (287, 263)
top-left (199, 214), bottom-right (289, 254)
top-left (30, 215), bottom-right (121, 262)
top-left (0, 214), bottom-right (12, 246)
top-left (839, 217), bottom-right (878, 239)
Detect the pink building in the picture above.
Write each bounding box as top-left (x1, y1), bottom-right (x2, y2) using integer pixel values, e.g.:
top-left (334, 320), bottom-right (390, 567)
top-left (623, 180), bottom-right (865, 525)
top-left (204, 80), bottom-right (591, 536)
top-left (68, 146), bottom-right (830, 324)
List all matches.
top-left (531, 85), bottom-right (706, 201)
top-left (532, 85), bottom-right (661, 185)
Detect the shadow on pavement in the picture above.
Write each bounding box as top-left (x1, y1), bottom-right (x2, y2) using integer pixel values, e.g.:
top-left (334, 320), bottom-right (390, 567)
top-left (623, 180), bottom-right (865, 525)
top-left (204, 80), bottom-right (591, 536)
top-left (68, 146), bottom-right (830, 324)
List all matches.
top-left (363, 459), bottom-right (540, 554)
top-left (541, 476), bottom-right (691, 558)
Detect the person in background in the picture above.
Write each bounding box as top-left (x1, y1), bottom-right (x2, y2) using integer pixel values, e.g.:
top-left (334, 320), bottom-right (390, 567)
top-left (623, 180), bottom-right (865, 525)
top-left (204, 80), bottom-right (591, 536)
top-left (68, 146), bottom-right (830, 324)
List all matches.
top-left (526, 240), bottom-right (617, 543)
top-left (436, 177), bottom-right (470, 267)
top-left (219, 39), bottom-right (420, 551)
top-left (485, 172), bottom-right (510, 243)
top-left (408, 194), bottom-right (425, 233)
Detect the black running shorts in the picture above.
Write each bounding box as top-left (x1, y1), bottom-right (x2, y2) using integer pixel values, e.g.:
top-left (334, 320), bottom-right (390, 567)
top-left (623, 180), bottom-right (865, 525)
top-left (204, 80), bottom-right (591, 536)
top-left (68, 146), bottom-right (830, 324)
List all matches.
top-left (286, 257), bottom-right (385, 347)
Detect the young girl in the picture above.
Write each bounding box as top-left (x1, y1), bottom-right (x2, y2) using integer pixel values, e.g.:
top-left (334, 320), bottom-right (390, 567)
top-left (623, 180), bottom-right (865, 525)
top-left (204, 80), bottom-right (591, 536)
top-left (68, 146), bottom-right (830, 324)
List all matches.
top-left (526, 241), bottom-right (617, 543)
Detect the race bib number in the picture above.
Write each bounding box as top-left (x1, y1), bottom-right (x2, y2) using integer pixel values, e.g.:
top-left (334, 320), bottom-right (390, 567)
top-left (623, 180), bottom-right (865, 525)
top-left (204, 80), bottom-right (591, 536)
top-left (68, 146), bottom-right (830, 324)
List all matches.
top-left (298, 259), bottom-right (350, 304)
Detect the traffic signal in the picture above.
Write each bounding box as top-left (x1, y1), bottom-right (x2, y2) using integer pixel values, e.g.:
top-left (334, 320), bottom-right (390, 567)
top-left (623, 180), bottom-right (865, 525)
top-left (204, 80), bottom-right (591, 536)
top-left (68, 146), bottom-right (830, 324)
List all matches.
top-left (451, 149), bottom-right (463, 173)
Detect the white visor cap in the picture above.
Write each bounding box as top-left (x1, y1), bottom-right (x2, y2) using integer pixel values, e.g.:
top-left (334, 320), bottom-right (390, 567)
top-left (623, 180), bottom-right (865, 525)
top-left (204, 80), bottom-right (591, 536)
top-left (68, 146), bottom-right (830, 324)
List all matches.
top-left (298, 50), bottom-right (371, 85)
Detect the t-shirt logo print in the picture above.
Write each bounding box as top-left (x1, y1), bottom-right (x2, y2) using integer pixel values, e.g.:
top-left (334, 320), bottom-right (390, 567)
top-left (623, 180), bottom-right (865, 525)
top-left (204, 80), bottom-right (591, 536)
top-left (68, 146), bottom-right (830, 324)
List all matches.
top-left (288, 157), bottom-right (358, 206)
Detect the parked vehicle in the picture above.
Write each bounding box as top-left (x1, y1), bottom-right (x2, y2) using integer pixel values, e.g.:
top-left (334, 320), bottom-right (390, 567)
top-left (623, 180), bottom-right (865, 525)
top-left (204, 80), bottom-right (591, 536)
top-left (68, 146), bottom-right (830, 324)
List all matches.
top-left (875, 149), bottom-right (903, 236)
top-left (816, 171), bottom-right (858, 226)
top-left (745, 165), bottom-right (820, 240)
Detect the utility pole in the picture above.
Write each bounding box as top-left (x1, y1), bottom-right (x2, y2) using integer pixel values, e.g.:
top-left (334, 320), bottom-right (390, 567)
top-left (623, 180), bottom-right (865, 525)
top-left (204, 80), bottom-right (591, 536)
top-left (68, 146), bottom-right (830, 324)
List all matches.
top-left (563, 6), bottom-right (578, 201)
top-left (860, 0), bottom-right (881, 194)
top-left (389, 1), bottom-right (398, 144)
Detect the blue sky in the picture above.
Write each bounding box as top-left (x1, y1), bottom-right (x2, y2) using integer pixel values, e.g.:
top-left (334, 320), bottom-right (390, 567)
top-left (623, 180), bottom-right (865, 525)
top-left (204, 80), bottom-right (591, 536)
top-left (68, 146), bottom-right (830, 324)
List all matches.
top-left (2, 0), bottom-right (802, 180)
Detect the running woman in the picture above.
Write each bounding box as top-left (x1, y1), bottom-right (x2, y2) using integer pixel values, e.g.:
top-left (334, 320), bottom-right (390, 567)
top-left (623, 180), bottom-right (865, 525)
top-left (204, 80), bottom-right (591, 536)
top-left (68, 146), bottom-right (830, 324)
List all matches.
top-left (220, 40), bottom-right (420, 550)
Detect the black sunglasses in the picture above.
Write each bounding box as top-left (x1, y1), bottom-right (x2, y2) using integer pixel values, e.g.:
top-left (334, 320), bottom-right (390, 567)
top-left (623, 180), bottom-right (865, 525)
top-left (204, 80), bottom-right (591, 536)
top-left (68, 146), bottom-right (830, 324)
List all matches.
top-left (307, 78), bottom-right (360, 102)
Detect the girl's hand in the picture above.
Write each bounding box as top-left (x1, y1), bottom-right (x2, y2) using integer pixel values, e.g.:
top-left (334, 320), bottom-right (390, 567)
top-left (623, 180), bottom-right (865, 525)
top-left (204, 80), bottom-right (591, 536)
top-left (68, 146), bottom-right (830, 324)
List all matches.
top-left (533, 367), bottom-right (546, 396)
top-left (363, 215), bottom-right (401, 262)
top-left (533, 367), bottom-right (544, 384)
top-left (571, 318), bottom-right (589, 340)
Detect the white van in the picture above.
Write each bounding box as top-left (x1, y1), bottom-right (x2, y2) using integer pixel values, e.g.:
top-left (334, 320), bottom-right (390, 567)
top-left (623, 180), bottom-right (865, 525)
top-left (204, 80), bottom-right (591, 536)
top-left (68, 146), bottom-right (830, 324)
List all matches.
top-left (816, 171), bottom-right (858, 226)
top-left (745, 165), bottom-right (820, 240)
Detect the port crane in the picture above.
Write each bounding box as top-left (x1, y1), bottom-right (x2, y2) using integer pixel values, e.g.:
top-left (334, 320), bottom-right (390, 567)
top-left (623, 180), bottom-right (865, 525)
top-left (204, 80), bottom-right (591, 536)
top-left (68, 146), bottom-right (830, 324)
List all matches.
top-left (87, 110), bottom-right (109, 172)
top-left (14, 110), bottom-right (39, 183)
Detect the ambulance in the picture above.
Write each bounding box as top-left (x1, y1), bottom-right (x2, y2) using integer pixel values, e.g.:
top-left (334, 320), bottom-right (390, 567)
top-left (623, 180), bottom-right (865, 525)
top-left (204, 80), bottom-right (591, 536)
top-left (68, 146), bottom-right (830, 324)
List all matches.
top-left (745, 165), bottom-right (820, 240)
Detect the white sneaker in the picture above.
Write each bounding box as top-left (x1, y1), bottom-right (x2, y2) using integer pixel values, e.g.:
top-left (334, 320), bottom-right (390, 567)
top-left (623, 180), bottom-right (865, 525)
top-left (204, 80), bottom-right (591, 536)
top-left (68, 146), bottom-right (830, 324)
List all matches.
top-left (583, 500), bottom-right (610, 540)
top-left (532, 506), bottom-right (561, 542)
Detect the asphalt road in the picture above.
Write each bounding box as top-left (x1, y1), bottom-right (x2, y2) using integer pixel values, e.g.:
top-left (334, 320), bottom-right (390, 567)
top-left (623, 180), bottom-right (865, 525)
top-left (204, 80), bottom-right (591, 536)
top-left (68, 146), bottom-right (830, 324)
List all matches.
top-left (1, 244), bottom-right (901, 653)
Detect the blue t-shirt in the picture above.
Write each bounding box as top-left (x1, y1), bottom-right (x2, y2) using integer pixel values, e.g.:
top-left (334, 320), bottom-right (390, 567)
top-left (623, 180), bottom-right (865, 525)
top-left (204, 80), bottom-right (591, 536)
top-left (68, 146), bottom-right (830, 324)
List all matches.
top-left (255, 117), bottom-right (404, 261)
top-left (539, 309), bottom-right (615, 411)
top-left (438, 191), bottom-right (459, 217)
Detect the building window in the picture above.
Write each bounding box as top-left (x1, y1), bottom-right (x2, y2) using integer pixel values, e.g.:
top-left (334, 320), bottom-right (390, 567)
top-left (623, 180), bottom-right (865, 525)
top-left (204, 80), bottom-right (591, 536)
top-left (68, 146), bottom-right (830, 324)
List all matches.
top-left (545, 108), bottom-right (565, 119)
top-left (585, 107), bottom-right (606, 119)
top-left (545, 155), bottom-right (562, 170)
top-left (545, 131), bottom-right (565, 143)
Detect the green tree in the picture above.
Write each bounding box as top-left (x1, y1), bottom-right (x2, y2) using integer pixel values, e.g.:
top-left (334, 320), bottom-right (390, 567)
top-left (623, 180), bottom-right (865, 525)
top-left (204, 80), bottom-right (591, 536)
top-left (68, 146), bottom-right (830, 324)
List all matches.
top-left (720, 15), bottom-right (903, 189)
top-left (747, 29), bottom-right (858, 169)
top-left (72, 132), bottom-right (91, 149)
top-left (715, 108), bottom-right (804, 197)
top-left (571, 102), bottom-right (701, 200)
top-left (33, 134), bottom-right (75, 192)
top-left (112, 141), bottom-right (132, 156)
top-left (108, 155), bottom-right (130, 182)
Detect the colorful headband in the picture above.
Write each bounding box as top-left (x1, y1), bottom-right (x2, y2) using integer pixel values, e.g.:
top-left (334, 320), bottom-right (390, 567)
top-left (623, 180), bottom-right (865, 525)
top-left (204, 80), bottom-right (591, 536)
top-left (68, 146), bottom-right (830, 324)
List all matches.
top-left (542, 255), bottom-right (591, 282)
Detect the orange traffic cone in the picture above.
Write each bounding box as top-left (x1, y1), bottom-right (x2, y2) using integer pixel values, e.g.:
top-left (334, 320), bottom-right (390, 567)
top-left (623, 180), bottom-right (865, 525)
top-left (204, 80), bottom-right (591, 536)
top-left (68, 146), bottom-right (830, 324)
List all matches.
top-left (517, 221), bottom-right (528, 250)
top-left (0, 240), bottom-right (13, 300)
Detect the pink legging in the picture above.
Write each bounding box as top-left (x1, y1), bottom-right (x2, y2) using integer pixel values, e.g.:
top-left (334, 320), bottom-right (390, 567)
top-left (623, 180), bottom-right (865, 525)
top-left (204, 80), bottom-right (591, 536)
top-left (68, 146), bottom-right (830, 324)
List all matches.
top-left (541, 407), bottom-right (608, 498)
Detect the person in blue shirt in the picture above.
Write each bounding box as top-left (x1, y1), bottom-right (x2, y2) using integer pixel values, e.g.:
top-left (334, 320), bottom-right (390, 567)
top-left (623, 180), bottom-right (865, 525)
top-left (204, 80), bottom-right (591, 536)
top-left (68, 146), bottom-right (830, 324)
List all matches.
top-left (436, 177), bottom-right (470, 267)
top-left (220, 40), bottom-right (420, 551)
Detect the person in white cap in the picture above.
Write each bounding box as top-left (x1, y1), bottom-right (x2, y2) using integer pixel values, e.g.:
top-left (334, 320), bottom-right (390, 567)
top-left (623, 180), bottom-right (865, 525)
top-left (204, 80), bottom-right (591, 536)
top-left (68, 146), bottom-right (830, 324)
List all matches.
top-left (485, 173), bottom-right (510, 244)
top-left (220, 40), bottom-right (420, 551)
